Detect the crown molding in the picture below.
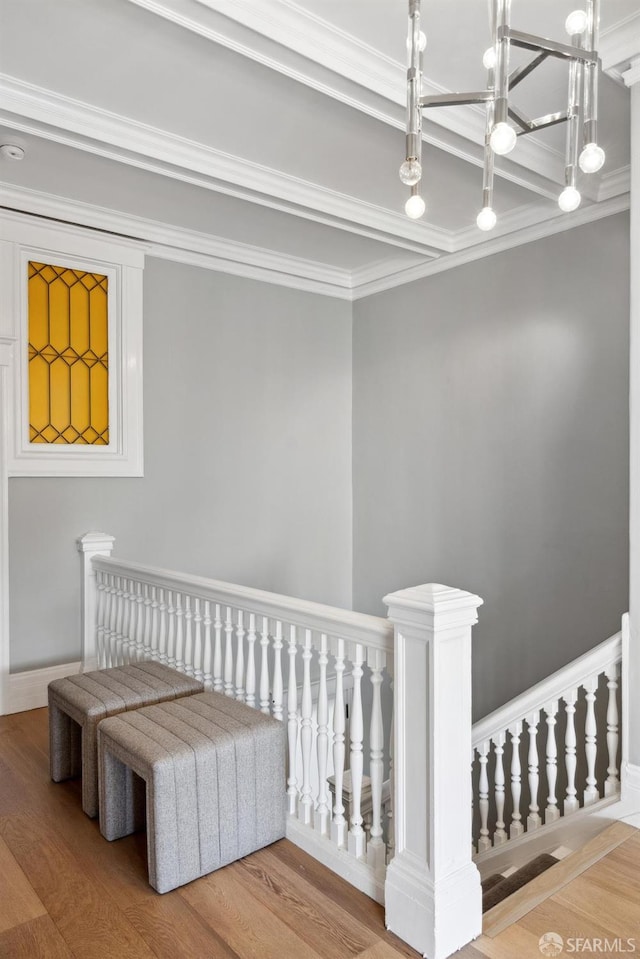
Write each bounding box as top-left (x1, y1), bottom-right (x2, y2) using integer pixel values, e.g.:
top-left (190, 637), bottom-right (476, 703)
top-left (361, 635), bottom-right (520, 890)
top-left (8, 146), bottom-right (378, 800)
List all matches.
top-left (0, 74), bottom-right (450, 258)
top-left (351, 193), bottom-right (630, 300)
top-left (598, 165), bottom-right (632, 200)
top-left (2, 182), bottom-right (628, 303)
top-left (0, 185), bottom-right (354, 299)
top-left (600, 11), bottom-right (640, 80)
top-left (124, 0), bottom-right (568, 196)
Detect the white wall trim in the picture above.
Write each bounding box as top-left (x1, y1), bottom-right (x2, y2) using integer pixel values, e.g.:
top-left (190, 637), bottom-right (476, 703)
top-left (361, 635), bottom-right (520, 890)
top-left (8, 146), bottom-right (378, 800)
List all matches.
top-left (600, 12), bottom-right (640, 79)
top-left (0, 343), bottom-right (12, 716)
top-left (5, 661), bottom-right (81, 715)
top-left (3, 184), bottom-right (630, 302)
top-left (351, 193), bottom-right (631, 299)
top-left (0, 73), bottom-right (450, 257)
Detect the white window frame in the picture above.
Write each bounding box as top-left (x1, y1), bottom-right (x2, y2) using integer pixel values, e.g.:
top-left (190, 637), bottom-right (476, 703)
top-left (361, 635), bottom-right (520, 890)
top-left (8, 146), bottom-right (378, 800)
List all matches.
top-left (0, 213), bottom-right (144, 477)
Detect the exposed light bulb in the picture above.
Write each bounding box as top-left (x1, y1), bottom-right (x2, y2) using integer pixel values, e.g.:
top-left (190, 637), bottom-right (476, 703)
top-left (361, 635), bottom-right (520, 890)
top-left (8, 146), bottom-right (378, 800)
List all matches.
top-left (476, 207), bottom-right (497, 231)
top-left (565, 9), bottom-right (588, 35)
top-left (490, 122), bottom-right (517, 156)
top-left (405, 194), bottom-right (426, 219)
top-left (399, 159), bottom-right (422, 186)
top-left (406, 30), bottom-right (427, 52)
top-left (558, 185), bottom-right (581, 212)
top-left (579, 142), bottom-right (606, 174)
top-left (482, 47), bottom-right (497, 71)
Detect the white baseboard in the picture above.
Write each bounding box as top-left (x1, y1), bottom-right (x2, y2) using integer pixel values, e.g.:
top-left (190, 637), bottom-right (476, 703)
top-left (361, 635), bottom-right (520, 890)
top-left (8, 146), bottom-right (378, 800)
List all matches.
top-left (285, 815), bottom-right (385, 904)
top-left (5, 661), bottom-right (81, 715)
top-left (620, 761), bottom-right (640, 827)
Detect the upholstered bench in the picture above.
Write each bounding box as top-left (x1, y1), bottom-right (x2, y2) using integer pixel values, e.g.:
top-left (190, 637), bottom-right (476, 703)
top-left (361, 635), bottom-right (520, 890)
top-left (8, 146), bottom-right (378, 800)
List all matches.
top-left (97, 692), bottom-right (286, 893)
top-left (49, 662), bottom-right (204, 818)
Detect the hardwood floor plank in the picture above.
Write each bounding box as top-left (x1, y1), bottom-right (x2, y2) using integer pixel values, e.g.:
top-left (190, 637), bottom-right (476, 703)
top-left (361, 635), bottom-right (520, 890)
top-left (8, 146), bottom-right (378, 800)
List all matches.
top-left (1, 812), bottom-right (157, 959)
top-left (552, 873), bottom-right (640, 935)
top-left (482, 821), bottom-right (637, 938)
top-left (125, 893), bottom-right (240, 959)
top-left (518, 897), bottom-right (634, 941)
top-left (183, 865), bottom-right (325, 959)
top-left (0, 915), bottom-right (74, 959)
top-left (237, 844), bottom-right (380, 958)
top-left (0, 837), bottom-right (46, 934)
top-left (472, 925), bottom-right (540, 959)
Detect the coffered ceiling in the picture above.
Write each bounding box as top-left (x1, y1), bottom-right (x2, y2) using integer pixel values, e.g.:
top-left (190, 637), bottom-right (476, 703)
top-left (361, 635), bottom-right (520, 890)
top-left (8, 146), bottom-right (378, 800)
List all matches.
top-left (0, 0), bottom-right (637, 298)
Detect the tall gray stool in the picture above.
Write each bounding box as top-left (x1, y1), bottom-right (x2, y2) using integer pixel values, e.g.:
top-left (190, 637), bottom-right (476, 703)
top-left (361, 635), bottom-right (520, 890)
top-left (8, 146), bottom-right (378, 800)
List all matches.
top-left (48, 662), bottom-right (204, 818)
top-left (98, 692), bottom-right (286, 893)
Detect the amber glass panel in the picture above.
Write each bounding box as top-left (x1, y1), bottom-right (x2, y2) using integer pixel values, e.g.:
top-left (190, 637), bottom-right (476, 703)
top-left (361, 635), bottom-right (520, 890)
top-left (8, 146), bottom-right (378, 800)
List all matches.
top-left (28, 262), bottom-right (109, 445)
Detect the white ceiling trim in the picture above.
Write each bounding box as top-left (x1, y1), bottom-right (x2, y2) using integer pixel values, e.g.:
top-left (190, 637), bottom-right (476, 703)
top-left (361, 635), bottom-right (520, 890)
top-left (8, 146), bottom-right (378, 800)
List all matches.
top-left (125, 0), bottom-right (573, 195)
top-left (598, 165), bottom-right (632, 200)
top-left (600, 11), bottom-right (640, 79)
top-left (0, 74), bottom-right (452, 257)
top-left (351, 193), bottom-right (630, 299)
top-left (0, 185), bottom-right (354, 299)
top-left (1, 182), bottom-right (628, 302)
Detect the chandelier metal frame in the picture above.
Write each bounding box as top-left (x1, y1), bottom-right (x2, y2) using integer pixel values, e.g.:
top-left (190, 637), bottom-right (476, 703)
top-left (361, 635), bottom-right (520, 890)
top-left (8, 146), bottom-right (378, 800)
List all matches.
top-left (402, 0), bottom-right (604, 229)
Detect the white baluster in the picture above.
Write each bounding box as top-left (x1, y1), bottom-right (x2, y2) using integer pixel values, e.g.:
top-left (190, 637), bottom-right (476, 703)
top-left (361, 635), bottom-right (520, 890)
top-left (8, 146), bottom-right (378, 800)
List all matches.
top-left (314, 633), bottom-right (330, 835)
top-left (477, 742), bottom-right (491, 852)
top-left (191, 597), bottom-right (203, 681)
top-left (272, 622), bottom-right (284, 722)
top-left (287, 625), bottom-right (299, 815)
top-left (120, 578), bottom-right (132, 662)
top-left (95, 573), bottom-right (107, 668)
top-left (165, 590), bottom-right (176, 668)
top-left (157, 588), bottom-right (168, 665)
top-left (235, 610), bottom-right (246, 702)
top-left (134, 581), bottom-right (145, 663)
top-left (143, 582), bottom-right (153, 660)
top-left (583, 677), bottom-right (599, 806)
top-left (527, 712), bottom-right (541, 831)
top-left (202, 600), bottom-right (212, 689)
top-left (509, 722), bottom-right (524, 839)
top-left (605, 663), bottom-right (620, 797)
top-left (367, 651), bottom-right (386, 874)
top-left (259, 616), bottom-right (271, 715)
top-left (150, 585), bottom-right (160, 662)
top-left (493, 732), bottom-right (507, 845)
top-left (183, 594), bottom-right (193, 676)
top-left (298, 629), bottom-right (314, 825)
top-left (111, 576), bottom-right (123, 664)
top-left (213, 603), bottom-right (223, 692)
top-left (174, 591), bottom-right (185, 673)
top-left (348, 643), bottom-right (366, 859)
top-left (224, 607), bottom-right (234, 697)
top-left (331, 638), bottom-right (347, 848)
top-left (563, 689), bottom-right (579, 814)
top-left (545, 700), bottom-right (560, 824)
top-left (387, 672), bottom-right (395, 863)
top-left (246, 613), bottom-right (257, 709)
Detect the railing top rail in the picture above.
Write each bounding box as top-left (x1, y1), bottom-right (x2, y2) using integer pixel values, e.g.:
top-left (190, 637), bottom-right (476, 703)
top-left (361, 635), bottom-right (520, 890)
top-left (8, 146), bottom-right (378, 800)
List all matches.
top-left (92, 555), bottom-right (394, 653)
top-left (472, 628), bottom-right (623, 749)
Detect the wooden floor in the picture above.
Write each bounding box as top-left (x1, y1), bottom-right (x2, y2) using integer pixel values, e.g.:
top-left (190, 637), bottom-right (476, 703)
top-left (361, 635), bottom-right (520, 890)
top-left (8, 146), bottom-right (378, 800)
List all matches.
top-left (2, 708), bottom-right (639, 959)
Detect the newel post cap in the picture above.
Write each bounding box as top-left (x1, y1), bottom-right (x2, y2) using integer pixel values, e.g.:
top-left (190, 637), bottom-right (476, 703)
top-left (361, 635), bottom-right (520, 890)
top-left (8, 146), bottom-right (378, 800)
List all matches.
top-left (383, 582), bottom-right (483, 633)
top-left (77, 531), bottom-right (115, 554)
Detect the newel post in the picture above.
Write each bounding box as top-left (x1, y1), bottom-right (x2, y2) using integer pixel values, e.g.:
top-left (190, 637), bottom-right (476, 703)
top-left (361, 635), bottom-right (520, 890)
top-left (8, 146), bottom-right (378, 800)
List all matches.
top-left (383, 584), bottom-right (483, 959)
top-left (77, 531), bottom-right (115, 672)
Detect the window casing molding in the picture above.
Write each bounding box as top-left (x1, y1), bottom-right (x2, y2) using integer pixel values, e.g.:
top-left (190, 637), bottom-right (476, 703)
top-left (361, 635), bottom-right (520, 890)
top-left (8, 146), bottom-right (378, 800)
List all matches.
top-left (0, 213), bottom-right (144, 477)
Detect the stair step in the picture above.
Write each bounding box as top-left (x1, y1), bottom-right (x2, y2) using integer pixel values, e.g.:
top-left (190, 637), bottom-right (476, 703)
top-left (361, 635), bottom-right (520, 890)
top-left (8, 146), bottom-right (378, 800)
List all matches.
top-left (482, 820), bottom-right (637, 938)
top-left (482, 853), bottom-right (558, 912)
top-left (481, 873), bottom-right (505, 895)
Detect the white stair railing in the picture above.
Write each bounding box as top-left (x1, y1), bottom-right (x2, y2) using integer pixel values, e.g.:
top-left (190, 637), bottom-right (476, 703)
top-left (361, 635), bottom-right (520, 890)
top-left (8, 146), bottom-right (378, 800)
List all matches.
top-left (471, 629), bottom-right (623, 857)
top-left (79, 536), bottom-right (395, 905)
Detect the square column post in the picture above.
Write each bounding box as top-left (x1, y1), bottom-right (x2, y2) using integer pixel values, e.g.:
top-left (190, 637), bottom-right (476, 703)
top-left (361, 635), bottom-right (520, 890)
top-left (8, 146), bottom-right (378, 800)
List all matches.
top-left (77, 532), bottom-right (115, 672)
top-left (383, 583), bottom-right (483, 959)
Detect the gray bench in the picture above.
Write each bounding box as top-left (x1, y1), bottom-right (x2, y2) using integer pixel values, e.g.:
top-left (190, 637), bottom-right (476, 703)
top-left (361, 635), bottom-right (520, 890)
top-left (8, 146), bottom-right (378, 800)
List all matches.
top-left (49, 662), bottom-right (204, 818)
top-left (97, 691), bottom-right (286, 893)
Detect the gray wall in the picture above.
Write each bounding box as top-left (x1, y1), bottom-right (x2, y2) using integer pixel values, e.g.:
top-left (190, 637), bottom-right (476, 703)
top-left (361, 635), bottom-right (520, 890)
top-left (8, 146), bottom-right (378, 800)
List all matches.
top-left (353, 214), bottom-right (630, 720)
top-left (9, 258), bottom-right (353, 671)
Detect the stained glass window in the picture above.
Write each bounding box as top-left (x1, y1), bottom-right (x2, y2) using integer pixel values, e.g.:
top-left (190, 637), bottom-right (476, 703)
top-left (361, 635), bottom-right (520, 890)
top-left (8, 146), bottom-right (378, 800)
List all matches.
top-left (28, 261), bottom-right (109, 445)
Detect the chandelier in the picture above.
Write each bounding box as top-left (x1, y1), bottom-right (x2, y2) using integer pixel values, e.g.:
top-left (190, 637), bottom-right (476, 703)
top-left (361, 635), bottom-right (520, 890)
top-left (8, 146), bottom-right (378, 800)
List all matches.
top-left (401, 0), bottom-right (605, 230)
